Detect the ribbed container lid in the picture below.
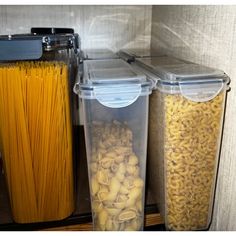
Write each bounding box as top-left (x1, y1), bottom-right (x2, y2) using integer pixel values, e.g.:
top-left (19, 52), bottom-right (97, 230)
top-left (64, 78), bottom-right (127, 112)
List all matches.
top-left (135, 56), bottom-right (230, 102)
top-left (75, 59), bottom-right (154, 108)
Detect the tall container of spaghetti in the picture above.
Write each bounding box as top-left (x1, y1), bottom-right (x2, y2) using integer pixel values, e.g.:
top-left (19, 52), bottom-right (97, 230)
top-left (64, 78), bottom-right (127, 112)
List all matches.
top-left (134, 56), bottom-right (230, 230)
top-left (0, 28), bottom-right (79, 223)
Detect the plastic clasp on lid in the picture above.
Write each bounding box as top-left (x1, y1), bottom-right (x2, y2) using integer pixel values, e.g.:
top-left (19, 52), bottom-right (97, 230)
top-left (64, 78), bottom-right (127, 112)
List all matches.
top-left (93, 84), bottom-right (142, 108)
top-left (179, 79), bottom-right (224, 102)
top-left (76, 80), bottom-right (153, 108)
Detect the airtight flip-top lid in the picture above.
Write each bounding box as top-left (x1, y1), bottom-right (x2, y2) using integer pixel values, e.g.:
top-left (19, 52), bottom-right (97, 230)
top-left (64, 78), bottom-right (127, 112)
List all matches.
top-left (0, 30), bottom-right (79, 61)
top-left (136, 56), bottom-right (228, 82)
top-left (135, 56), bottom-right (230, 102)
top-left (83, 48), bottom-right (119, 60)
top-left (74, 59), bottom-right (154, 108)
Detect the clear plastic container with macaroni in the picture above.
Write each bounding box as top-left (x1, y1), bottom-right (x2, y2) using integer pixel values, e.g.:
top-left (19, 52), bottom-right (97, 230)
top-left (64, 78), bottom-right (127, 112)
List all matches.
top-left (74, 59), bottom-right (153, 231)
top-left (0, 28), bottom-right (79, 223)
top-left (134, 56), bottom-right (230, 231)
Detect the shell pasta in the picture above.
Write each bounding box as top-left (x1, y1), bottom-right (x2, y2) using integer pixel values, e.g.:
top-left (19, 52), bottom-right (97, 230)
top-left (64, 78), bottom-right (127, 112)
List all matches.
top-left (0, 61), bottom-right (74, 223)
top-left (89, 121), bottom-right (144, 231)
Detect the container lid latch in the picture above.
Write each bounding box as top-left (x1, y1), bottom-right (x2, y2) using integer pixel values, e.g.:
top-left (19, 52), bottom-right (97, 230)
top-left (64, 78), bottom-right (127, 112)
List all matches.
top-left (93, 84), bottom-right (142, 108)
top-left (179, 79), bottom-right (224, 102)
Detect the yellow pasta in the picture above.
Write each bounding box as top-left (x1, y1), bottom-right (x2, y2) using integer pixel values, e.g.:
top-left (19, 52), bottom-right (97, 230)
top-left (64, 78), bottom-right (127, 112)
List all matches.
top-left (148, 89), bottom-right (225, 231)
top-left (89, 121), bottom-right (144, 231)
top-left (0, 61), bottom-right (74, 223)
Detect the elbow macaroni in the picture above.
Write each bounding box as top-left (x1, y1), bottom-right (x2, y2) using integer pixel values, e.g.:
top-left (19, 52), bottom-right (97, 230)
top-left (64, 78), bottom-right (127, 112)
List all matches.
top-left (89, 121), bottom-right (144, 231)
top-left (148, 90), bottom-right (225, 231)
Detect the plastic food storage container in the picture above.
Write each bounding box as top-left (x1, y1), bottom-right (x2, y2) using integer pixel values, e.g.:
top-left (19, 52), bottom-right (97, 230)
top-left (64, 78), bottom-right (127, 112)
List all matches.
top-left (74, 59), bottom-right (153, 231)
top-left (30, 27), bottom-right (80, 125)
top-left (135, 56), bottom-right (230, 231)
top-left (82, 48), bottom-right (119, 60)
top-left (118, 48), bottom-right (165, 63)
top-left (0, 29), bottom-right (79, 223)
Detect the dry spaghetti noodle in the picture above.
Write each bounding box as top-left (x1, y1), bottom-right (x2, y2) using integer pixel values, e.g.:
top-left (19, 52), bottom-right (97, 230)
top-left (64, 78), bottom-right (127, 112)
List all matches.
top-left (0, 61), bottom-right (74, 223)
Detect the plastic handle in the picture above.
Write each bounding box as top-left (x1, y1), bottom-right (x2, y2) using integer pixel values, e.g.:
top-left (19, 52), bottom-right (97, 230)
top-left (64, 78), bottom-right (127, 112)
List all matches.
top-left (94, 84), bottom-right (142, 108)
top-left (179, 79), bottom-right (224, 102)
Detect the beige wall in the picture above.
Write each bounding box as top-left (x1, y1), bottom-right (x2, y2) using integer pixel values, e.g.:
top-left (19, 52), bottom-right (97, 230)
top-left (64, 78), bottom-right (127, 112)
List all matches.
top-left (0, 5), bottom-right (152, 51)
top-left (151, 5), bottom-right (236, 231)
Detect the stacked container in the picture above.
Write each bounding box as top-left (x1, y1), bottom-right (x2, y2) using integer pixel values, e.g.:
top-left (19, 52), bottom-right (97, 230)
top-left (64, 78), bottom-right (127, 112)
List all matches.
top-left (118, 48), bottom-right (165, 63)
top-left (0, 28), bottom-right (79, 223)
top-left (74, 59), bottom-right (153, 230)
top-left (134, 56), bottom-right (230, 230)
top-left (83, 48), bottom-right (119, 60)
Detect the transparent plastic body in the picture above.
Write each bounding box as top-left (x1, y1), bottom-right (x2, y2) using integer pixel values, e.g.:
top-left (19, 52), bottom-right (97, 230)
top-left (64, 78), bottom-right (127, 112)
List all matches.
top-left (0, 56), bottom-right (76, 224)
top-left (134, 56), bottom-right (230, 230)
top-left (82, 96), bottom-right (149, 231)
top-left (41, 48), bottom-right (79, 125)
top-left (148, 87), bottom-right (227, 231)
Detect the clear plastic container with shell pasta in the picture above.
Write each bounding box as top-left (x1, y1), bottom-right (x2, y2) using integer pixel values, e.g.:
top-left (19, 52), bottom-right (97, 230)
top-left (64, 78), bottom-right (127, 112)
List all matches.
top-left (0, 29), bottom-right (79, 223)
top-left (74, 59), bottom-right (153, 231)
top-left (134, 56), bottom-right (230, 231)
